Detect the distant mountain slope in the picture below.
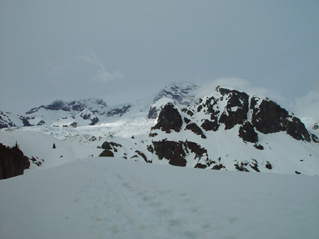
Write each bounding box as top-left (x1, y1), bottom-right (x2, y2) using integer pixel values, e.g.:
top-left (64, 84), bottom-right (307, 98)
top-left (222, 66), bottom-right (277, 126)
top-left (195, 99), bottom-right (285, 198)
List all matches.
top-left (1, 82), bottom-right (319, 176)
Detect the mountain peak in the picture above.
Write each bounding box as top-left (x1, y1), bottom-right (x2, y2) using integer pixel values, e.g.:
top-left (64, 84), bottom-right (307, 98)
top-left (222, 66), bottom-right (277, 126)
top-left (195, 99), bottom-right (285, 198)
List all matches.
top-left (153, 82), bottom-right (199, 105)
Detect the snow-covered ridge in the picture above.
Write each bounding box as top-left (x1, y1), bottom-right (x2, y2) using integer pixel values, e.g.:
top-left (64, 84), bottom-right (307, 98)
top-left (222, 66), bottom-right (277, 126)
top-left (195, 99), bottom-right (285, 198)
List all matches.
top-left (1, 82), bottom-right (319, 176)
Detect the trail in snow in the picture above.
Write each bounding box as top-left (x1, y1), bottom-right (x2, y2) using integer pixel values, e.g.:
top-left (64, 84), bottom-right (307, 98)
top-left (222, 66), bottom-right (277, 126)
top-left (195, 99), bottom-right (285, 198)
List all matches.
top-left (1, 157), bottom-right (318, 239)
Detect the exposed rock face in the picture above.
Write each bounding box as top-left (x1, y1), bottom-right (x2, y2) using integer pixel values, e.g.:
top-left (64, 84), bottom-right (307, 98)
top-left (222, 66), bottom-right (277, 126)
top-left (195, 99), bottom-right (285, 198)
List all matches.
top-left (251, 97), bottom-right (311, 141)
top-left (238, 121), bottom-right (258, 143)
top-left (152, 103), bottom-right (183, 133)
top-left (0, 143), bottom-right (30, 180)
top-left (99, 150), bottom-right (114, 157)
top-left (106, 105), bottom-right (131, 117)
top-left (185, 123), bottom-right (207, 139)
top-left (152, 140), bottom-right (208, 167)
top-left (152, 140), bottom-right (187, 166)
top-left (218, 89), bottom-right (249, 130)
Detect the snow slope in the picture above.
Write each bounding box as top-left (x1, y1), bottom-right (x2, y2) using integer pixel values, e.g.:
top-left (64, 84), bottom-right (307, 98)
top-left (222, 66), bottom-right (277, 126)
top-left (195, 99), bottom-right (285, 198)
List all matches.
top-left (1, 157), bottom-right (318, 239)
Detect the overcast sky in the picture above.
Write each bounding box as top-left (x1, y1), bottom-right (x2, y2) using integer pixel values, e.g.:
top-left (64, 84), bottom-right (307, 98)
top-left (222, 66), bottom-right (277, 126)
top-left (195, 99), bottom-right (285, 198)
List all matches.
top-left (0, 1), bottom-right (318, 117)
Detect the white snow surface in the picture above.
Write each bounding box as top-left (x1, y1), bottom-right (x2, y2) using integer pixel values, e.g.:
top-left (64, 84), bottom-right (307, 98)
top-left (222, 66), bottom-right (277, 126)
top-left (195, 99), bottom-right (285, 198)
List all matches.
top-left (1, 156), bottom-right (318, 239)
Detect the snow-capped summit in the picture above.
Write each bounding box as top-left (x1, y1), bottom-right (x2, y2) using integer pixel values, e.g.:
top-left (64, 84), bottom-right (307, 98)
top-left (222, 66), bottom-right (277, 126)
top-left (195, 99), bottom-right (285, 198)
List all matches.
top-left (26, 98), bottom-right (108, 115)
top-left (153, 82), bottom-right (199, 105)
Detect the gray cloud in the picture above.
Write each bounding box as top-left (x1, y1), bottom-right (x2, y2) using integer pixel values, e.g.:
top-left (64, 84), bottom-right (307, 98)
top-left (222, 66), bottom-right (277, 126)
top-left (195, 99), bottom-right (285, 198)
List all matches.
top-left (0, 1), bottom-right (318, 115)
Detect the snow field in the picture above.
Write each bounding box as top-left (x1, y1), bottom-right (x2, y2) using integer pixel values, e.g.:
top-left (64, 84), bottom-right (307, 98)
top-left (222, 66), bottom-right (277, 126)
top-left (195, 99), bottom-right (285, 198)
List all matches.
top-left (1, 157), bottom-right (318, 239)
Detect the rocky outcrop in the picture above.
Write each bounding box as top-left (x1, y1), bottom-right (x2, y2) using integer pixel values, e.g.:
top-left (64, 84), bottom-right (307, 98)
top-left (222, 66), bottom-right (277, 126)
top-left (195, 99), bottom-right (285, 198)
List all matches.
top-left (238, 121), bottom-right (258, 143)
top-left (185, 123), bottom-right (206, 138)
top-left (0, 143), bottom-right (30, 180)
top-left (153, 140), bottom-right (187, 166)
top-left (251, 97), bottom-right (311, 142)
top-left (218, 89), bottom-right (249, 130)
top-left (152, 103), bottom-right (183, 133)
top-left (152, 139), bottom-right (208, 167)
top-left (106, 105), bottom-right (131, 117)
top-left (99, 150), bottom-right (114, 157)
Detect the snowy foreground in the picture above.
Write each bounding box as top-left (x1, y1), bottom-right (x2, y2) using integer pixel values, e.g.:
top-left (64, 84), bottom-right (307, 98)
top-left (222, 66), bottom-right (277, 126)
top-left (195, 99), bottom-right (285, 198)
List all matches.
top-left (1, 157), bottom-right (318, 239)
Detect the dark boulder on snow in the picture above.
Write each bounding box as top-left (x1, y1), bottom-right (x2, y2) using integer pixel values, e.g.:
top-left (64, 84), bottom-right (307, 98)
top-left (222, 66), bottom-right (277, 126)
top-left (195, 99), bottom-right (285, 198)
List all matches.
top-left (99, 149), bottom-right (114, 157)
top-left (0, 143), bottom-right (30, 180)
top-left (152, 103), bottom-right (183, 133)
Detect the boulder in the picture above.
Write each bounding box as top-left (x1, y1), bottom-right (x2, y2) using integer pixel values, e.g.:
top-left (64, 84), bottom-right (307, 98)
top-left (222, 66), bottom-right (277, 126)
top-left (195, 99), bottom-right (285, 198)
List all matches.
top-left (0, 143), bottom-right (30, 180)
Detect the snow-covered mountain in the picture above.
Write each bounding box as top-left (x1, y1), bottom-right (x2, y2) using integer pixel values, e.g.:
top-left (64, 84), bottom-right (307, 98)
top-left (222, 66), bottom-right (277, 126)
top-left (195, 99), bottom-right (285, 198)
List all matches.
top-left (1, 82), bottom-right (319, 238)
top-left (1, 82), bottom-right (319, 177)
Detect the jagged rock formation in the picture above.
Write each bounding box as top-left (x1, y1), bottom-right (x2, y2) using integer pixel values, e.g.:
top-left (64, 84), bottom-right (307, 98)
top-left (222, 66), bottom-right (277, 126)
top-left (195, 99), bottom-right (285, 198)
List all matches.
top-left (0, 143), bottom-right (30, 180)
top-left (151, 103), bottom-right (183, 133)
top-left (150, 140), bottom-right (208, 167)
top-left (251, 97), bottom-right (311, 141)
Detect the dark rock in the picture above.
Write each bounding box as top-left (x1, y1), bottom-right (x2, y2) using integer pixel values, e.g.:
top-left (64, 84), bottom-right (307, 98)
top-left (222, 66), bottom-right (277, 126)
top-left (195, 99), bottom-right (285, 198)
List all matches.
top-left (238, 121), bottom-right (258, 143)
top-left (89, 117), bottom-right (99, 125)
top-left (151, 103), bottom-right (183, 133)
top-left (185, 123), bottom-right (206, 138)
top-left (201, 119), bottom-right (219, 132)
top-left (110, 142), bottom-right (122, 148)
top-left (218, 89), bottom-right (249, 130)
top-left (253, 144), bottom-right (264, 150)
top-left (286, 117), bottom-right (311, 142)
top-left (194, 163), bottom-right (207, 169)
top-left (212, 164), bottom-right (226, 170)
top-left (107, 105), bottom-right (131, 117)
top-left (249, 159), bottom-right (260, 172)
top-left (265, 161), bottom-right (272, 170)
top-left (44, 100), bottom-right (71, 111)
top-left (152, 140), bottom-right (187, 166)
top-left (20, 116), bottom-right (32, 127)
top-left (251, 98), bottom-right (289, 134)
top-left (99, 150), bottom-right (114, 157)
top-left (184, 141), bottom-right (208, 160)
top-left (37, 120), bottom-right (46, 125)
top-left (184, 117), bottom-right (191, 124)
top-left (135, 150), bottom-right (151, 163)
top-left (149, 132), bottom-right (158, 137)
top-left (182, 108), bottom-right (195, 117)
top-left (0, 143), bottom-right (30, 180)
top-left (234, 161), bottom-right (249, 172)
top-left (147, 145), bottom-right (154, 154)
top-left (251, 97), bottom-right (311, 142)
top-left (101, 141), bottom-right (112, 150)
top-left (311, 134), bottom-right (319, 143)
